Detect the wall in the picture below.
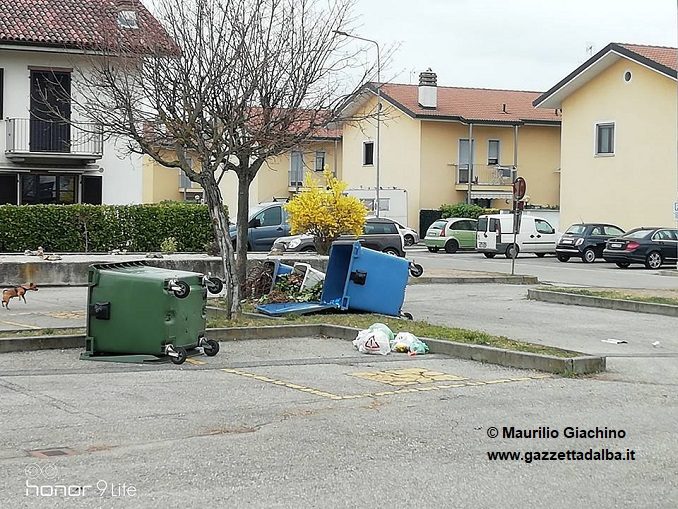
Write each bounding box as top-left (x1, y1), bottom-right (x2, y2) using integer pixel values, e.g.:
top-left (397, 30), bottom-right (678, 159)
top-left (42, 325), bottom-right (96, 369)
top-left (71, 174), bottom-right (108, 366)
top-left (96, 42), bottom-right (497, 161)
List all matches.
top-left (517, 125), bottom-right (561, 208)
top-left (560, 58), bottom-right (678, 229)
top-left (342, 95), bottom-right (421, 228)
top-left (0, 48), bottom-right (142, 203)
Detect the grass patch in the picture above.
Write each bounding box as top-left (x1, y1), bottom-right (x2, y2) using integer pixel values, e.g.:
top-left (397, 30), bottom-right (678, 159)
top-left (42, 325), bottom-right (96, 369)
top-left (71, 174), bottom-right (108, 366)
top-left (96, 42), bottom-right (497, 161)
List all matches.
top-left (207, 310), bottom-right (580, 358)
top-left (541, 287), bottom-right (678, 307)
top-left (0, 327), bottom-right (85, 339)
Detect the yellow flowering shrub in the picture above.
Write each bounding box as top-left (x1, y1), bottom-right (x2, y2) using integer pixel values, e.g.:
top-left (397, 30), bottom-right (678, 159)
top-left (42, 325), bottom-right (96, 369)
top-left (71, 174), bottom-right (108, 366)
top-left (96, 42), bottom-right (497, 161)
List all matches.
top-left (285, 171), bottom-right (366, 254)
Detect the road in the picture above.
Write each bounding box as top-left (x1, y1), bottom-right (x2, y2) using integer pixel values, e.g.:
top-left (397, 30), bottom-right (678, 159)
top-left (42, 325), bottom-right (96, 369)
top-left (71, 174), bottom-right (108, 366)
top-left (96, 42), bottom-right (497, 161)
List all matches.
top-left (406, 245), bottom-right (678, 289)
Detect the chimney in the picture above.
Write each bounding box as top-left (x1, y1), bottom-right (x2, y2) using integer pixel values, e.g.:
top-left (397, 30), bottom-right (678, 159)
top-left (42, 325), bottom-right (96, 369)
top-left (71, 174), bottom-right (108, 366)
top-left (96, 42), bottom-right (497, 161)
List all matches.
top-left (418, 69), bottom-right (437, 109)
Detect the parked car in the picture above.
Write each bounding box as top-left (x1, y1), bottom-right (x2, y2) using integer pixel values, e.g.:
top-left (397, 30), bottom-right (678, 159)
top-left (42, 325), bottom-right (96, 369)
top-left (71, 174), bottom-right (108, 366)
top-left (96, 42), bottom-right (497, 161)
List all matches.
top-left (229, 201), bottom-right (290, 251)
top-left (368, 217), bottom-right (419, 246)
top-left (272, 218), bottom-right (406, 256)
top-left (476, 213), bottom-right (558, 258)
top-left (556, 223), bottom-right (625, 263)
top-left (424, 218), bottom-right (477, 253)
top-left (602, 227), bottom-right (678, 269)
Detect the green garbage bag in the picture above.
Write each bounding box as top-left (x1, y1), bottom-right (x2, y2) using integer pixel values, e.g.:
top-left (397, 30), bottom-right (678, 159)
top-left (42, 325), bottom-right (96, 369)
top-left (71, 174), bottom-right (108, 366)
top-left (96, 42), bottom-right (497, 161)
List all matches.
top-left (369, 323), bottom-right (394, 342)
top-left (409, 339), bottom-right (429, 355)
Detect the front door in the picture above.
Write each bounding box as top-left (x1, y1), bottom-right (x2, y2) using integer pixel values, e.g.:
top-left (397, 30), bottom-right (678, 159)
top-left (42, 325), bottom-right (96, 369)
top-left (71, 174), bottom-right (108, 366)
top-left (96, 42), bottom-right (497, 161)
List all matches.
top-left (533, 218), bottom-right (557, 253)
top-left (29, 70), bottom-right (71, 152)
top-left (656, 229), bottom-right (678, 262)
top-left (249, 205), bottom-right (287, 251)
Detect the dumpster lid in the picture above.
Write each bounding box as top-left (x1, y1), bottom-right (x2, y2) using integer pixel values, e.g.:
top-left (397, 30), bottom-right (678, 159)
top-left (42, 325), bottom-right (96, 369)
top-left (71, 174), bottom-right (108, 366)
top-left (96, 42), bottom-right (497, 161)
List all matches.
top-left (255, 302), bottom-right (337, 317)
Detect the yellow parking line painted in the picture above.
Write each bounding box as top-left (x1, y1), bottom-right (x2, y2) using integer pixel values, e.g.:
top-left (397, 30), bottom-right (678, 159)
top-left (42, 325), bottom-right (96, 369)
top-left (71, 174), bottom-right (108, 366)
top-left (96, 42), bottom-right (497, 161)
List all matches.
top-left (185, 358), bottom-right (206, 366)
top-left (221, 368), bottom-right (552, 401)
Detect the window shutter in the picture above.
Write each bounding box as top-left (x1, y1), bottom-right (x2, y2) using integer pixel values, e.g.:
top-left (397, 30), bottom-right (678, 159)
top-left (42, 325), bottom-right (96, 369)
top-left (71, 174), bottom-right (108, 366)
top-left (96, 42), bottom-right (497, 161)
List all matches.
top-left (0, 174), bottom-right (17, 204)
top-left (81, 175), bottom-right (103, 204)
top-left (0, 68), bottom-right (4, 118)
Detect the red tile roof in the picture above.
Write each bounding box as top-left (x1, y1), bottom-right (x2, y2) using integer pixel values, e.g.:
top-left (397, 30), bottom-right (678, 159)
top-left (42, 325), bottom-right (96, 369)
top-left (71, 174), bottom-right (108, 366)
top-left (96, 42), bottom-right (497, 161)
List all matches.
top-left (617, 43), bottom-right (677, 72)
top-left (0, 0), bottom-right (173, 52)
top-left (377, 83), bottom-right (561, 124)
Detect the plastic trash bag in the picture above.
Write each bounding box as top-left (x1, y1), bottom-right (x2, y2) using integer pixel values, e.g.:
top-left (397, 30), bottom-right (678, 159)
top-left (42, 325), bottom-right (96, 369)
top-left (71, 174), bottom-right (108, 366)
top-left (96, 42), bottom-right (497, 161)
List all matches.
top-left (369, 323), bottom-right (394, 342)
top-left (353, 329), bottom-right (391, 355)
top-left (408, 339), bottom-right (430, 355)
top-left (390, 332), bottom-right (417, 353)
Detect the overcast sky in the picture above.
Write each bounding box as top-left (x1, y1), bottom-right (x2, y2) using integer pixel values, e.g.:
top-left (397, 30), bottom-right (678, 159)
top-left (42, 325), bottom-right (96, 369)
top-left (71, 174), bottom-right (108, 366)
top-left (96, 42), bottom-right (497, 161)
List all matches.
top-left (349, 0), bottom-right (677, 91)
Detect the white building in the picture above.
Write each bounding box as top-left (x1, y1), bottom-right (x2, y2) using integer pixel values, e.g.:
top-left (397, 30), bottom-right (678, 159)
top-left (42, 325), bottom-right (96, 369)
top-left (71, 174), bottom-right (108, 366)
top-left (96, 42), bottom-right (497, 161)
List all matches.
top-left (0, 0), bottom-right (169, 205)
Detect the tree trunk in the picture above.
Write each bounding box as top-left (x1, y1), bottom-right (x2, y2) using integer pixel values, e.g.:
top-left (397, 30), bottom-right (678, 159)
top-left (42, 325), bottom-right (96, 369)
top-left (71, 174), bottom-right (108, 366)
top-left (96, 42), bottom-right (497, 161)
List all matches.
top-left (201, 169), bottom-right (240, 318)
top-left (235, 171), bottom-right (251, 289)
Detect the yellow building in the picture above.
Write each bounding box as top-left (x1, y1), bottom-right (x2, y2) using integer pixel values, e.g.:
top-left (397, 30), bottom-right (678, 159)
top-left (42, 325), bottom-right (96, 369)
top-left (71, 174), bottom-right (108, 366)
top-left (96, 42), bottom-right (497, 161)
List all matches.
top-left (340, 71), bottom-right (562, 229)
top-left (534, 43), bottom-right (678, 230)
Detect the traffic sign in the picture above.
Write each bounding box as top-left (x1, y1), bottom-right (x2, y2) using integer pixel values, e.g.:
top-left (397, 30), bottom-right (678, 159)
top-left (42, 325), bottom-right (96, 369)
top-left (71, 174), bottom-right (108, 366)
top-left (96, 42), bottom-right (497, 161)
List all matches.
top-left (513, 177), bottom-right (526, 201)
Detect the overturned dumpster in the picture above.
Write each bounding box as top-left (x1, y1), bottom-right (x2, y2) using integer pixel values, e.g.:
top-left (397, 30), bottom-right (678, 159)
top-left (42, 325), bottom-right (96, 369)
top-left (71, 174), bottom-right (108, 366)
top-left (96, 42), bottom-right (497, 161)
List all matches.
top-left (81, 261), bottom-right (223, 365)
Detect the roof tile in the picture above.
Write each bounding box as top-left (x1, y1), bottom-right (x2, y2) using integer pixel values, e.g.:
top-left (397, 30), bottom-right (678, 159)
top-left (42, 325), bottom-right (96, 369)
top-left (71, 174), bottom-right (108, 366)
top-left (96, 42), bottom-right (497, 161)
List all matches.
top-left (618, 43), bottom-right (677, 72)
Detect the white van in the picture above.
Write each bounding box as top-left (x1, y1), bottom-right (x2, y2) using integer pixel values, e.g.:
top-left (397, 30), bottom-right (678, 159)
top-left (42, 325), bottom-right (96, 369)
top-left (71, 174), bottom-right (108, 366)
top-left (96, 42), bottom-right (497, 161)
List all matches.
top-left (476, 213), bottom-right (558, 258)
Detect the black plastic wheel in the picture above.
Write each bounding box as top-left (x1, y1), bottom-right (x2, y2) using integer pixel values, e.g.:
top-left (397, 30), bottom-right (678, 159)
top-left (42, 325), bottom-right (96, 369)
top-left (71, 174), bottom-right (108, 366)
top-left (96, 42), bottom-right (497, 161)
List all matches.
top-left (483, 252), bottom-right (496, 259)
top-left (173, 281), bottom-right (190, 299)
top-left (171, 347), bottom-right (187, 364)
top-left (444, 240), bottom-right (458, 254)
top-left (409, 263), bottom-right (424, 278)
top-left (402, 312), bottom-right (413, 321)
top-left (206, 277), bottom-right (224, 295)
top-left (557, 254), bottom-right (570, 262)
top-left (404, 235), bottom-right (415, 247)
top-left (203, 339), bottom-right (220, 356)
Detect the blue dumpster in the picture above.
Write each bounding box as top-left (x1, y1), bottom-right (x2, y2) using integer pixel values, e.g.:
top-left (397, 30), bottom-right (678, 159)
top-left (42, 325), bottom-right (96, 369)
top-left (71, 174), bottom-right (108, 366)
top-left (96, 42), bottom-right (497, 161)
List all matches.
top-left (321, 241), bottom-right (409, 316)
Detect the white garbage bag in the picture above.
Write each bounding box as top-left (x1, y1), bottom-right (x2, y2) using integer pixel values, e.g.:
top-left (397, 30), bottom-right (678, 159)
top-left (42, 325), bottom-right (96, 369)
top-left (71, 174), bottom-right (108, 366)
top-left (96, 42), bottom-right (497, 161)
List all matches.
top-left (390, 332), bottom-right (418, 353)
top-left (353, 329), bottom-right (391, 355)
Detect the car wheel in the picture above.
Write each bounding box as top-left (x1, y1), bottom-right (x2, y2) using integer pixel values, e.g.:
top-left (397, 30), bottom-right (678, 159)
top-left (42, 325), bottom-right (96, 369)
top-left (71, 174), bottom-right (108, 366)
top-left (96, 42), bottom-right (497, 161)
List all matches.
top-left (505, 244), bottom-right (519, 259)
top-left (427, 246), bottom-right (439, 253)
top-left (582, 248), bottom-right (596, 263)
top-left (483, 252), bottom-right (496, 259)
top-left (301, 246), bottom-right (315, 252)
top-left (535, 253), bottom-right (546, 258)
top-left (383, 248), bottom-right (400, 256)
top-left (404, 235), bottom-right (415, 247)
top-left (557, 254), bottom-right (570, 262)
top-left (444, 239), bottom-right (459, 254)
top-left (615, 262), bottom-right (631, 269)
top-left (645, 251), bottom-right (662, 269)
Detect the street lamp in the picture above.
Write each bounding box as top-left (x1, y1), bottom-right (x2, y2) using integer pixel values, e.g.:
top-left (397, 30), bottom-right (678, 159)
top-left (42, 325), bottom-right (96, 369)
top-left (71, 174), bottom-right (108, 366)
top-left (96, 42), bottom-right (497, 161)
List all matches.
top-left (333, 29), bottom-right (382, 217)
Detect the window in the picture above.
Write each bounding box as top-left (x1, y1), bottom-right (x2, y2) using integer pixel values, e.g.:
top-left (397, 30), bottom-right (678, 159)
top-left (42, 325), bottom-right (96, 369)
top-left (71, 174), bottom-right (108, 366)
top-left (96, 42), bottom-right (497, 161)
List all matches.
top-left (364, 221), bottom-right (398, 235)
top-left (290, 151), bottom-right (303, 186)
top-left (535, 219), bottom-right (555, 235)
top-left (255, 206), bottom-right (282, 227)
top-left (653, 230), bottom-right (678, 241)
top-left (363, 141), bottom-right (374, 166)
top-left (596, 123), bottom-right (614, 155)
top-left (488, 140), bottom-right (500, 165)
top-left (179, 158), bottom-right (193, 188)
top-left (20, 174), bottom-right (77, 204)
top-left (590, 226), bottom-right (604, 236)
top-left (378, 198), bottom-right (390, 212)
top-left (0, 68), bottom-right (3, 118)
top-left (604, 226), bottom-right (624, 236)
top-left (117, 10), bottom-right (139, 29)
top-left (458, 139), bottom-right (474, 183)
top-left (314, 151), bottom-right (326, 171)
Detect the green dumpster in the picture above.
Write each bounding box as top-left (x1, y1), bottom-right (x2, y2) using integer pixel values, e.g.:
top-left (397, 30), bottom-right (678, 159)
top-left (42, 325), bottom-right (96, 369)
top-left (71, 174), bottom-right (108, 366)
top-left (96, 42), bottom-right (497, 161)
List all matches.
top-left (81, 261), bottom-right (223, 365)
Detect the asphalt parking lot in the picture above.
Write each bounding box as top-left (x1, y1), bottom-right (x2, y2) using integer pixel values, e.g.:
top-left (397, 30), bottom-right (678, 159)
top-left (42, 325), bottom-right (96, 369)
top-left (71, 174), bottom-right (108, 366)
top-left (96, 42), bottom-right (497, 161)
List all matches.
top-left (0, 336), bottom-right (676, 508)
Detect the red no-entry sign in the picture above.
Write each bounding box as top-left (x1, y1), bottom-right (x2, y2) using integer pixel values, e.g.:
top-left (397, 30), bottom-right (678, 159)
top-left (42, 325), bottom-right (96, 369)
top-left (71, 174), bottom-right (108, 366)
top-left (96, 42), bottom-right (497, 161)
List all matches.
top-left (513, 177), bottom-right (526, 201)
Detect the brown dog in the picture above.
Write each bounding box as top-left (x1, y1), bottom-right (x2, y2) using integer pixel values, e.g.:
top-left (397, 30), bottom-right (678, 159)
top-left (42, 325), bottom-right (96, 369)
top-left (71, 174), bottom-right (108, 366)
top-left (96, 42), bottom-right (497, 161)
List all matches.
top-left (2, 283), bottom-right (38, 310)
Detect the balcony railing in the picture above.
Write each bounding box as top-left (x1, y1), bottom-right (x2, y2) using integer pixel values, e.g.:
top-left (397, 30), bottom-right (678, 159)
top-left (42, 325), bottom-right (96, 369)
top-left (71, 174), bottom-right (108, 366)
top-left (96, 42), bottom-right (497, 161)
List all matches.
top-left (457, 164), bottom-right (515, 185)
top-left (5, 118), bottom-right (103, 160)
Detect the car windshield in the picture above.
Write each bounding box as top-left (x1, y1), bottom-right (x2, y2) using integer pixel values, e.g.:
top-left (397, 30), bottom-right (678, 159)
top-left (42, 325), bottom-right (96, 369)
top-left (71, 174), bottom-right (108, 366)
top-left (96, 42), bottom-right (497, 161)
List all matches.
top-left (624, 229), bottom-right (654, 239)
top-left (565, 225), bottom-right (587, 235)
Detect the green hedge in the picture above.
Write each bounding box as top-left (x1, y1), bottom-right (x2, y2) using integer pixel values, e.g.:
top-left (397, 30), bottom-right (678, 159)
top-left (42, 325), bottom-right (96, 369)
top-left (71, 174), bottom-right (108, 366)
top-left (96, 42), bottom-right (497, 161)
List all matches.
top-left (0, 203), bottom-right (224, 253)
top-left (440, 203), bottom-right (500, 220)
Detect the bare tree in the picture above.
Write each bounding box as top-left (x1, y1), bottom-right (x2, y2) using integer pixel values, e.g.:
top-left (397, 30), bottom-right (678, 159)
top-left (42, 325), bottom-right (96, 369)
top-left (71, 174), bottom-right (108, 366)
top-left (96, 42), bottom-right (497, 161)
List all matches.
top-left (68, 0), bottom-right (375, 314)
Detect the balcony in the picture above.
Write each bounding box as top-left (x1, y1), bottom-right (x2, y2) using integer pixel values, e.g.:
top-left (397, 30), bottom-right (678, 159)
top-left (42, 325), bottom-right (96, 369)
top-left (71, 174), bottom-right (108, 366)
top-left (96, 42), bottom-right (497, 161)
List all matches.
top-left (5, 118), bottom-right (104, 164)
top-left (455, 164), bottom-right (515, 200)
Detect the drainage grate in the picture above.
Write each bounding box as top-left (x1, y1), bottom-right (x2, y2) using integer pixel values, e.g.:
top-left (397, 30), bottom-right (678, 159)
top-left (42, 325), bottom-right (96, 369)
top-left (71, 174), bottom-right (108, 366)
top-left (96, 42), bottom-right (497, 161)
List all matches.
top-left (27, 448), bottom-right (77, 459)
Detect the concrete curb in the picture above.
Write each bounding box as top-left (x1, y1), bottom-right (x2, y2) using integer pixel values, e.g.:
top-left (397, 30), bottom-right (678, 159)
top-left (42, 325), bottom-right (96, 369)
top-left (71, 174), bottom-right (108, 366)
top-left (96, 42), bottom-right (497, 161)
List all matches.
top-left (528, 289), bottom-right (678, 318)
top-left (410, 275), bottom-right (538, 285)
top-left (0, 323), bottom-right (605, 375)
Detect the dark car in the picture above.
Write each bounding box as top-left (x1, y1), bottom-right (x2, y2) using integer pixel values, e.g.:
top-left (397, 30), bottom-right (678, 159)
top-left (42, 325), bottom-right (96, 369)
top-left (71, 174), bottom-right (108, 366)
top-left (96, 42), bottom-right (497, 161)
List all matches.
top-left (556, 223), bottom-right (625, 263)
top-left (272, 218), bottom-right (405, 257)
top-left (602, 227), bottom-right (678, 269)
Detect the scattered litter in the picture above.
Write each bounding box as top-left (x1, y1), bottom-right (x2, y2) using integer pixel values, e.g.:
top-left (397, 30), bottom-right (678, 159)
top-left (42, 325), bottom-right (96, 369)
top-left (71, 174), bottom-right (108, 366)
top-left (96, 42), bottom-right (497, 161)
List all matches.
top-left (43, 254), bottom-right (62, 261)
top-left (353, 329), bottom-right (390, 355)
top-left (408, 339), bottom-right (430, 355)
top-left (601, 339), bottom-right (627, 344)
top-left (390, 332), bottom-right (417, 352)
top-left (369, 323), bottom-right (394, 342)
top-left (652, 341), bottom-right (661, 348)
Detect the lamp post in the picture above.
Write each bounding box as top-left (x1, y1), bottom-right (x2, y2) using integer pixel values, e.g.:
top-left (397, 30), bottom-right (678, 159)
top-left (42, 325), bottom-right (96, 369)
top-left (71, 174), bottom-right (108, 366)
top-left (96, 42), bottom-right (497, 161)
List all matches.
top-left (333, 30), bottom-right (381, 217)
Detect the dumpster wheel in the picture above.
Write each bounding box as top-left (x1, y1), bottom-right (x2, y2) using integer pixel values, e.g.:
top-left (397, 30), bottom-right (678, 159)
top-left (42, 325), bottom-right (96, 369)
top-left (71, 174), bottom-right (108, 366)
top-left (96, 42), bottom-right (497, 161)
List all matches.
top-left (401, 312), bottom-right (414, 321)
top-left (203, 339), bottom-right (220, 357)
top-left (170, 346), bottom-right (188, 365)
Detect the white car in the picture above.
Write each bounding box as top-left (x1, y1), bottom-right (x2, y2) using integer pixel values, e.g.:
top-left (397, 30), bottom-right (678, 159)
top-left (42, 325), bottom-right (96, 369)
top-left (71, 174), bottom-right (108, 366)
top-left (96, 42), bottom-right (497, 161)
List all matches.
top-left (367, 216), bottom-right (419, 246)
